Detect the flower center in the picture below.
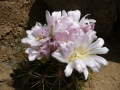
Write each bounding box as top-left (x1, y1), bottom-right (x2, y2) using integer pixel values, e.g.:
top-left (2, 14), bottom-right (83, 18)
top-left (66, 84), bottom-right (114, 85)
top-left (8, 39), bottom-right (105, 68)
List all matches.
top-left (70, 47), bottom-right (89, 61)
top-left (36, 36), bottom-right (43, 41)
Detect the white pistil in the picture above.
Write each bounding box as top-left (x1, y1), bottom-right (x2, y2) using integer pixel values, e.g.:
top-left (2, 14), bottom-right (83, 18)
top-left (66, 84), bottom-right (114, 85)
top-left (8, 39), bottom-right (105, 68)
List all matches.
top-left (50, 25), bottom-right (54, 39)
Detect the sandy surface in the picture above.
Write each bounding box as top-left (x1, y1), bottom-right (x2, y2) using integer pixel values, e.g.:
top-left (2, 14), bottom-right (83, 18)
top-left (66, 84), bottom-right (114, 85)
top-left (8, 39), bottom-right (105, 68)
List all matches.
top-left (0, 0), bottom-right (120, 90)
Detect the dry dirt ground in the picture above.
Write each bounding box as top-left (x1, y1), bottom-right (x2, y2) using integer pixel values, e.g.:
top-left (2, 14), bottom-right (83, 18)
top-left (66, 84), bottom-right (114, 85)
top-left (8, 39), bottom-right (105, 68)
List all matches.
top-left (83, 39), bottom-right (120, 90)
top-left (0, 0), bottom-right (120, 90)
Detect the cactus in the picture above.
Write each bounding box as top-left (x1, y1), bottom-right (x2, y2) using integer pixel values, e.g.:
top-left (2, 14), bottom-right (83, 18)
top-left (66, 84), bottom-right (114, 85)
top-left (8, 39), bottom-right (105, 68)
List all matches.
top-left (15, 54), bottom-right (86, 90)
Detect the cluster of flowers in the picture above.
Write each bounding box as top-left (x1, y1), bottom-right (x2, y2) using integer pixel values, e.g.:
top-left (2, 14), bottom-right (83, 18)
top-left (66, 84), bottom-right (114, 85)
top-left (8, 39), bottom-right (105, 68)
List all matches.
top-left (21, 10), bottom-right (109, 80)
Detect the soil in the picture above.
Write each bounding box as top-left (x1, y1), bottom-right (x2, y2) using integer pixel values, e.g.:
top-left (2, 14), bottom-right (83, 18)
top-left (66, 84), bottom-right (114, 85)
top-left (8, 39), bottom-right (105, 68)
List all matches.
top-left (84, 39), bottom-right (120, 90)
top-left (0, 0), bottom-right (120, 90)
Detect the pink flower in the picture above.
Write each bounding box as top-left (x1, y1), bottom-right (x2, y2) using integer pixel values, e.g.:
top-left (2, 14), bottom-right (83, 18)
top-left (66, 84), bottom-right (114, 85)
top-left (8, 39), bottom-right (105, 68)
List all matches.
top-left (61, 10), bottom-right (96, 33)
top-left (52, 33), bottom-right (108, 80)
top-left (46, 10), bottom-right (62, 25)
top-left (67, 10), bottom-right (81, 22)
top-left (46, 11), bottom-right (62, 38)
top-left (21, 22), bottom-right (50, 46)
top-left (25, 37), bottom-right (50, 61)
top-left (21, 10), bottom-right (108, 78)
top-left (79, 14), bottom-right (96, 32)
top-left (21, 10), bottom-right (109, 80)
top-left (49, 40), bottom-right (59, 53)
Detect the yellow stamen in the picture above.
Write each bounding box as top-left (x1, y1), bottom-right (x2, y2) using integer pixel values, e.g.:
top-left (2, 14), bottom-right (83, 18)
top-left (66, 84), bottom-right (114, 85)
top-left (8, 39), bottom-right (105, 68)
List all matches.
top-left (70, 47), bottom-right (89, 62)
top-left (36, 36), bottom-right (43, 41)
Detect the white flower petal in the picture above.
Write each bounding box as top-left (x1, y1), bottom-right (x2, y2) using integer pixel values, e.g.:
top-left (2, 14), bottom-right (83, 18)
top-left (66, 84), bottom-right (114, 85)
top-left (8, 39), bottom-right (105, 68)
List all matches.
top-left (46, 10), bottom-right (51, 23)
top-left (62, 10), bottom-right (67, 17)
top-left (28, 54), bottom-right (37, 61)
top-left (89, 47), bottom-right (109, 54)
top-left (31, 41), bottom-right (40, 46)
top-left (26, 30), bottom-right (32, 35)
top-left (25, 48), bottom-right (38, 54)
top-left (75, 64), bottom-right (82, 73)
top-left (27, 34), bottom-right (36, 40)
top-left (32, 51), bottom-right (38, 54)
top-left (74, 60), bottom-right (86, 73)
top-left (32, 30), bottom-right (40, 37)
top-left (81, 34), bottom-right (92, 48)
top-left (87, 38), bottom-right (104, 51)
top-left (36, 55), bottom-right (43, 60)
top-left (91, 55), bottom-right (108, 66)
top-left (68, 10), bottom-right (81, 22)
top-left (88, 19), bottom-right (96, 23)
top-left (79, 14), bottom-right (90, 25)
top-left (36, 22), bottom-right (42, 27)
top-left (51, 11), bottom-right (61, 22)
top-left (21, 38), bottom-right (31, 44)
top-left (75, 10), bottom-right (81, 22)
top-left (64, 62), bottom-right (74, 77)
top-left (86, 30), bottom-right (97, 40)
top-left (83, 68), bottom-right (88, 80)
top-left (91, 67), bottom-right (100, 72)
top-left (92, 59), bottom-right (101, 69)
top-left (58, 41), bottom-right (74, 57)
top-left (76, 10), bottom-right (81, 18)
top-left (75, 60), bottom-right (86, 68)
top-left (74, 35), bottom-right (83, 47)
top-left (25, 48), bottom-right (31, 54)
top-left (86, 57), bottom-right (101, 72)
top-left (84, 57), bottom-right (96, 68)
top-left (52, 51), bottom-right (68, 63)
top-left (66, 41), bottom-right (74, 54)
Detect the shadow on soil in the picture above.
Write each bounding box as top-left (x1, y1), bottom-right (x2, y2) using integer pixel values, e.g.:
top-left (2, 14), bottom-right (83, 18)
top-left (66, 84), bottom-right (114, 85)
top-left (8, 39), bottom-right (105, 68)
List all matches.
top-left (26, 0), bottom-right (52, 30)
